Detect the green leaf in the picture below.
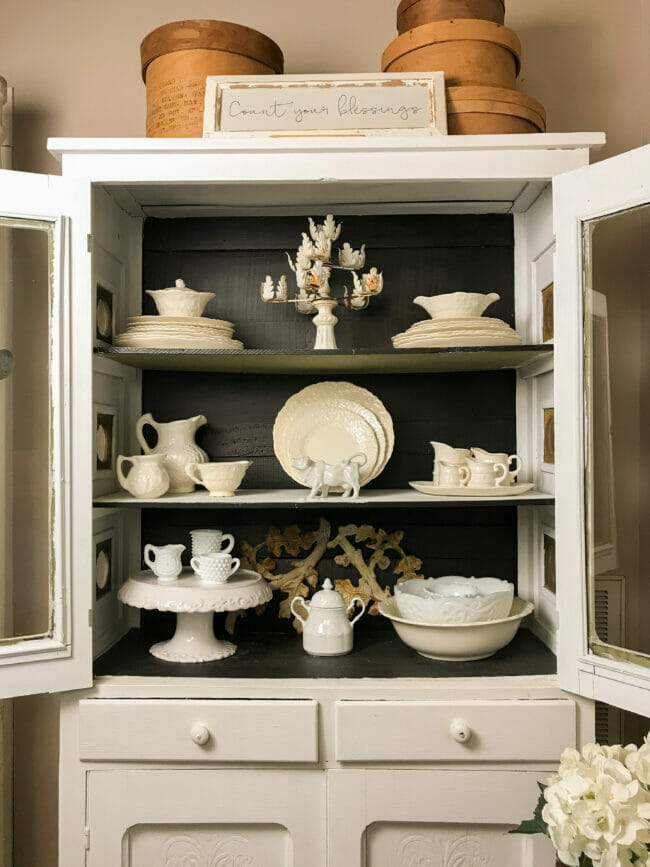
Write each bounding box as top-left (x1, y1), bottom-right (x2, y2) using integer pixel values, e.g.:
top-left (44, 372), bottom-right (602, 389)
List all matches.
top-left (509, 787), bottom-right (548, 837)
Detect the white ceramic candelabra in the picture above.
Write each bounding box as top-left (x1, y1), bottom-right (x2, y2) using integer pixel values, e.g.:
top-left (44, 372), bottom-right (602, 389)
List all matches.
top-left (260, 215), bottom-right (384, 350)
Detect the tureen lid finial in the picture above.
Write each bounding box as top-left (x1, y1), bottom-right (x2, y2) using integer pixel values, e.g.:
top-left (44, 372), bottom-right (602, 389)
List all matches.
top-left (175, 278), bottom-right (187, 290)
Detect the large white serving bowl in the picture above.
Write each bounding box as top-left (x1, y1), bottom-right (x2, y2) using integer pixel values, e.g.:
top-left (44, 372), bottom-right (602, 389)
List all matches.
top-left (394, 576), bottom-right (514, 624)
top-left (379, 597), bottom-right (533, 661)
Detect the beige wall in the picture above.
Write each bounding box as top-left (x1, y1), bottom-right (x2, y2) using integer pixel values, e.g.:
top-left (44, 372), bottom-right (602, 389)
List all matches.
top-left (0, 1), bottom-right (648, 864)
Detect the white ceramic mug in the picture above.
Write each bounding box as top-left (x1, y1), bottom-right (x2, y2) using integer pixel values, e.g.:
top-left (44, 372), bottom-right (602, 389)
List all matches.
top-left (144, 543), bottom-right (185, 583)
top-left (190, 529), bottom-right (235, 558)
top-left (437, 460), bottom-right (470, 488)
top-left (466, 458), bottom-right (508, 488)
top-left (190, 552), bottom-right (240, 585)
top-left (470, 448), bottom-right (522, 486)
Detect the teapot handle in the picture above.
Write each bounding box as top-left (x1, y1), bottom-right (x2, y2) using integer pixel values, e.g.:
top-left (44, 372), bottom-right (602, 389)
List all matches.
top-left (290, 595), bottom-right (308, 626)
top-left (136, 413), bottom-right (157, 454)
top-left (347, 596), bottom-right (366, 625)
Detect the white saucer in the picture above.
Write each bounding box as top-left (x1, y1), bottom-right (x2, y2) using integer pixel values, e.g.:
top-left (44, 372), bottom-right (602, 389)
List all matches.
top-left (409, 481), bottom-right (536, 497)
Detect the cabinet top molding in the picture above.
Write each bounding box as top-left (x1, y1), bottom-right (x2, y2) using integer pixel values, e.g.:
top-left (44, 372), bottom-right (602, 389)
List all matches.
top-left (48, 132), bottom-right (605, 161)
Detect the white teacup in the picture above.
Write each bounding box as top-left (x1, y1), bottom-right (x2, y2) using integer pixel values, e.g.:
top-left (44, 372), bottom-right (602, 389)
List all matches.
top-left (190, 552), bottom-right (240, 585)
top-left (144, 543), bottom-right (185, 583)
top-left (471, 448), bottom-right (522, 486)
top-left (190, 529), bottom-right (235, 558)
top-left (466, 457), bottom-right (508, 488)
top-left (186, 460), bottom-right (252, 497)
top-left (437, 460), bottom-right (470, 488)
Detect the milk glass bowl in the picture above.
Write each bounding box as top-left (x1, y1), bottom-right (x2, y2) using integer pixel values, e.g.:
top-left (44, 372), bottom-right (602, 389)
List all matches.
top-left (394, 576), bottom-right (514, 624)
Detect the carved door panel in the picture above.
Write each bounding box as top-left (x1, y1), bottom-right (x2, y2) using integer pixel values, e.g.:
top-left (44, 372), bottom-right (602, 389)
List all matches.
top-left (328, 769), bottom-right (555, 867)
top-left (86, 769), bottom-right (326, 867)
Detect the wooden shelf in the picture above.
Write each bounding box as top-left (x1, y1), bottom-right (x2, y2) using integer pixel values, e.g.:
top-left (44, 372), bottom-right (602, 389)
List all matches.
top-left (95, 345), bottom-right (552, 375)
top-left (94, 488), bottom-right (554, 509)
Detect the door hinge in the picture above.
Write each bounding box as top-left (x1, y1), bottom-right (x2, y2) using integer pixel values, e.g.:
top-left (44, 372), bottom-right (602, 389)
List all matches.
top-left (84, 827), bottom-right (90, 850)
top-left (87, 233), bottom-right (92, 252)
top-left (88, 608), bottom-right (93, 627)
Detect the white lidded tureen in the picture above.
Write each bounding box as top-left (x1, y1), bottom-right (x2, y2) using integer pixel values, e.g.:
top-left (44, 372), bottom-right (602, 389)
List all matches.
top-left (291, 578), bottom-right (365, 656)
top-left (146, 278), bottom-right (215, 318)
top-left (394, 576), bottom-right (514, 624)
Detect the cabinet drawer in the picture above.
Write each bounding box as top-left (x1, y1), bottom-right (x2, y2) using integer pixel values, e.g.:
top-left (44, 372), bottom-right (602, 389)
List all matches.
top-left (79, 699), bottom-right (318, 763)
top-left (335, 699), bottom-right (575, 762)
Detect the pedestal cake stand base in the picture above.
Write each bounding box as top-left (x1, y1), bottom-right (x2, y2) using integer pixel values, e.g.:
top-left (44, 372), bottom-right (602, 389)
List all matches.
top-left (149, 611), bottom-right (237, 662)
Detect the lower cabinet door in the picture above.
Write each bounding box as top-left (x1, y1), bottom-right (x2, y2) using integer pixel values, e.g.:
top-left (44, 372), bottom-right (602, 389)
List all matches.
top-left (86, 768), bottom-right (326, 867)
top-left (328, 769), bottom-right (556, 867)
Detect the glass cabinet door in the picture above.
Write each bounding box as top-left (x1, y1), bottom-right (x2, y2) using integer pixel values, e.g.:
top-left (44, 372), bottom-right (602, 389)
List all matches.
top-left (0, 169), bottom-right (92, 698)
top-left (554, 146), bottom-right (650, 716)
top-left (585, 203), bottom-right (650, 670)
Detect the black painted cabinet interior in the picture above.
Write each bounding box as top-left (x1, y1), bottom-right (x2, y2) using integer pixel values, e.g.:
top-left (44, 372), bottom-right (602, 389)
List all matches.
top-left (94, 211), bottom-right (553, 676)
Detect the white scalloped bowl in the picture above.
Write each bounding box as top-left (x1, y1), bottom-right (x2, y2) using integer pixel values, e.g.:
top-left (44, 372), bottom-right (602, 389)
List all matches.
top-left (413, 291), bottom-right (500, 320)
top-left (394, 576), bottom-right (514, 624)
top-left (379, 596), bottom-right (533, 661)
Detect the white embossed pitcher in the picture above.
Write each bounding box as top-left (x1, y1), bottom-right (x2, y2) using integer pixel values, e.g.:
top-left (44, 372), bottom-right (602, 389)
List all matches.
top-left (136, 413), bottom-right (208, 494)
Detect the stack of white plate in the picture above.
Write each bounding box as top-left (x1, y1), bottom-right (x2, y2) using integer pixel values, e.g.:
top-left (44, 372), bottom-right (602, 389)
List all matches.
top-left (273, 382), bottom-right (394, 487)
top-left (114, 316), bottom-right (244, 350)
top-left (392, 317), bottom-right (522, 348)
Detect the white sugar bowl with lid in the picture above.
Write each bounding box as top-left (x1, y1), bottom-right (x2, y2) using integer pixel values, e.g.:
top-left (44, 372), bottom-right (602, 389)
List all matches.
top-left (146, 278), bottom-right (215, 318)
top-left (291, 579), bottom-right (365, 656)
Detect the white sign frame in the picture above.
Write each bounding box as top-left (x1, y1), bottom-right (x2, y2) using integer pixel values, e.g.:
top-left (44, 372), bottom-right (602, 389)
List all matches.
top-left (203, 73), bottom-right (447, 138)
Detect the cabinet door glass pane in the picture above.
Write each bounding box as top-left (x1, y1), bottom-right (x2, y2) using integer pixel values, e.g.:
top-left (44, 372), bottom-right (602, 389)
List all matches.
top-left (0, 218), bottom-right (53, 642)
top-left (584, 203), bottom-right (650, 667)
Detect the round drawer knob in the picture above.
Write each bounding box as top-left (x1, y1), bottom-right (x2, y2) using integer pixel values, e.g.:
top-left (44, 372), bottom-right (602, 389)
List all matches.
top-left (450, 718), bottom-right (472, 744)
top-left (191, 723), bottom-right (211, 746)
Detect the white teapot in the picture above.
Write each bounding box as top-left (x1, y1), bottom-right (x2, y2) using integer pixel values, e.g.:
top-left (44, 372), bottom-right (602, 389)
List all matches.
top-left (291, 579), bottom-right (365, 656)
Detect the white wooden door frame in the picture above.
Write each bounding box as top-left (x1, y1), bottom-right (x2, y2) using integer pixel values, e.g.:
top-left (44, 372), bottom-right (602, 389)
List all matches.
top-left (0, 169), bottom-right (93, 698)
top-left (553, 145), bottom-right (650, 715)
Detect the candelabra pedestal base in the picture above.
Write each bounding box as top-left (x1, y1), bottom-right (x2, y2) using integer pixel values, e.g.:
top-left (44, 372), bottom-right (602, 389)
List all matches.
top-left (312, 298), bottom-right (339, 350)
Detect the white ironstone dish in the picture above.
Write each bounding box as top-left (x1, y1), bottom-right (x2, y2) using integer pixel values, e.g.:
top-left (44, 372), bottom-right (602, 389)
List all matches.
top-left (127, 315), bottom-right (233, 331)
top-left (409, 480), bottom-right (535, 497)
top-left (274, 382), bottom-right (394, 488)
top-left (379, 596), bottom-right (533, 661)
top-left (114, 333), bottom-right (243, 349)
top-left (146, 278), bottom-right (215, 318)
top-left (413, 292), bottom-right (500, 320)
top-left (185, 460), bottom-right (252, 497)
top-left (394, 576), bottom-right (514, 624)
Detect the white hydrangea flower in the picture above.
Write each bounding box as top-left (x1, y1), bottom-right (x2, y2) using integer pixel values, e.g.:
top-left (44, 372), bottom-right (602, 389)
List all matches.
top-left (541, 739), bottom-right (650, 866)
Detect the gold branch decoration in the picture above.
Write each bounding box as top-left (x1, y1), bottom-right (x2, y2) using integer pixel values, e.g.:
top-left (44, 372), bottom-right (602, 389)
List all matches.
top-left (328, 524), bottom-right (424, 614)
top-left (240, 518), bottom-right (331, 622)
top-left (240, 519), bottom-right (424, 627)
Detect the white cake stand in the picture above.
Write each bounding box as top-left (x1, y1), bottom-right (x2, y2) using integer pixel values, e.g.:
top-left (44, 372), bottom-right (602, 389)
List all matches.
top-left (118, 568), bottom-right (272, 663)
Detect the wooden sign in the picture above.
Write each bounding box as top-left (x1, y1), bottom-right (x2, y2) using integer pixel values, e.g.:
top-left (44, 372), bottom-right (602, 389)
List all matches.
top-left (203, 73), bottom-right (447, 137)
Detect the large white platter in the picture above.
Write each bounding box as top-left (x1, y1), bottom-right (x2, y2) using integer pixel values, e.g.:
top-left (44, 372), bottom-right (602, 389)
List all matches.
top-left (409, 481), bottom-right (535, 497)
top-left (273, 381), bottom-right (394, 487)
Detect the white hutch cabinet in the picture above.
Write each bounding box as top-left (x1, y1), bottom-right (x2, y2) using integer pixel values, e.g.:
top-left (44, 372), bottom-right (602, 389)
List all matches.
top-left (0, 135), bottom-right (648, 867)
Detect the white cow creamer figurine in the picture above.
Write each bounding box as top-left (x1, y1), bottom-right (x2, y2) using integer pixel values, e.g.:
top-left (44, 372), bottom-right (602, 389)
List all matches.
top-left (292, 453), bottom-right (367, 499)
